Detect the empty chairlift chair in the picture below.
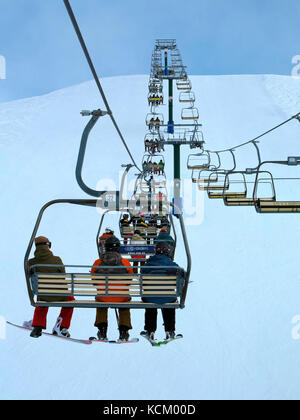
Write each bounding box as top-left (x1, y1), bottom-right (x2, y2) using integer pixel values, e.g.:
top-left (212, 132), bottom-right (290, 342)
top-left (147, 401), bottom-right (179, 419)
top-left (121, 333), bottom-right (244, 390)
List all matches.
top-left (209, 172), bottom-right (248, 201)
top-left (205, 173), bottom-right (230, 198)
top-left (187, 151), bottom-right (211, 171)
top-left (179, 91), bottom-right (196, 104)
top-left (181, 107), bottom-right (199, 121)
top-left (196, 169), bottom-right (219, 186)
top-left (177, 78), bottom-right (192, 91)
top-left (224, 170), bottom-right (275, 207)
top-left (254, 158), bottom-right (300, 213)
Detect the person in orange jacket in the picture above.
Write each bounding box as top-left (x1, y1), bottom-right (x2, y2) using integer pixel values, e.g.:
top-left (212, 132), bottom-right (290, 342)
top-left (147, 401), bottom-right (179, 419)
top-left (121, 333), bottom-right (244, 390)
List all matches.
top-left (91, 236), bottom-right (133, 341)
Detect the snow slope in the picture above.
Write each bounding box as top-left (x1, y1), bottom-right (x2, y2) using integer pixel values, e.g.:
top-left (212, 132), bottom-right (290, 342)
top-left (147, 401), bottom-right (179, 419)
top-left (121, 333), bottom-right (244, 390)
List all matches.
top-left (1, 74), bottom-right (300, 400)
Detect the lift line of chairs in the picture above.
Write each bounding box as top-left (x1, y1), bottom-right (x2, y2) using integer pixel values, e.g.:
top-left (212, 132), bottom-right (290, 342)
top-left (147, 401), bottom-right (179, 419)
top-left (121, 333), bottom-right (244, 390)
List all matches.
top-left (25, 40), bottom-right (195, 312)
top-left (188, 146), bottom-right (300, 213)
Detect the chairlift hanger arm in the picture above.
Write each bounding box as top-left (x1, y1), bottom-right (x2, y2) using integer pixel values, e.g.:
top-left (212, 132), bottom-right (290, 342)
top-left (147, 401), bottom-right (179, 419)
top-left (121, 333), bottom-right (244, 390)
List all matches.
top-left (76, 112), bottom-right (122, 201)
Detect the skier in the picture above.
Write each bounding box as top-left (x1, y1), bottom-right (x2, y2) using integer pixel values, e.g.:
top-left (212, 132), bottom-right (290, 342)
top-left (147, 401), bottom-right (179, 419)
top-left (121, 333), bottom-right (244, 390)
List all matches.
top-left (140, 241), bottom-right (184, 340)
top-left (91, 236), bottom-right (133, 341)
top-left (28, 236), bottom-right (75, 338)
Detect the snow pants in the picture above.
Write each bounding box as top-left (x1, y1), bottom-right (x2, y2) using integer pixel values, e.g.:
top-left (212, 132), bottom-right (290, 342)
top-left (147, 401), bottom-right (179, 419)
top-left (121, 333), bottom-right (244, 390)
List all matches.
top-left (32, 296), bottom-right (75, 330)
top-left (144, 308), bottom-right (175, 333)
top-left (95, 307), bottom-right (132, 330)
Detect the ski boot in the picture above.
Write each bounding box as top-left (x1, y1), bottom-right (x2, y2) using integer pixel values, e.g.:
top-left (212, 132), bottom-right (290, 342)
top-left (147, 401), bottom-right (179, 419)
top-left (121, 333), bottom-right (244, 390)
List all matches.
top-left (165, 331), bottom-right (176, 340)
top-left (119, 325), bottom-right (130, 342)
top-left (30, 326), bottom-right (42, 338)
top-left (96, 323), bottom-right (108, 341)
top-left (52, 317), bottom-right (71, 338)
top-left (140, 330), bottom-right (155, 341)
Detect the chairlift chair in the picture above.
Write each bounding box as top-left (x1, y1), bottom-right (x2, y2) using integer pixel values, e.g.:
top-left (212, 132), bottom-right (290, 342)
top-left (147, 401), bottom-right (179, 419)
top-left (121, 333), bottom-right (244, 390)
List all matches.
top-left (207, 172), bottom-right (248, 200)
top-left (146, 113), bottom-right (164, 131)
top-left (181, 107), bottom-right (199, 120)
top-left (254, 159), bottom-right (300, 213)
top-left (224, 171), bottom-right (275, 206)
top-left (25, 200), bottom-right (190, 310)
top-left (201, 172), bottom-right (230, 197)
top-left (197, 168), bottom-right (219, 185)
top-left (177, 81), bottom-right (192, 91)
top-left (179, 91), bottom-right (196, 104)
top-left (187, 151), bottom-right (210, 170)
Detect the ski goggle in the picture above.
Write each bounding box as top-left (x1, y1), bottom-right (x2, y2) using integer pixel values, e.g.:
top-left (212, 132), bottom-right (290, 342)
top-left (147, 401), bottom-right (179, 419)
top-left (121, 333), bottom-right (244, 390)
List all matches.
top-left (36, 241), bottom-right (52, 248)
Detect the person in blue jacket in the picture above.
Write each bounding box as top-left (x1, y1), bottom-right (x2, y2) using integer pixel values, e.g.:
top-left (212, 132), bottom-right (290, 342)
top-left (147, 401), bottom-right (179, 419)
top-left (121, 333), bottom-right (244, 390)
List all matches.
top-left (140, 241), bottom-right (184, 340)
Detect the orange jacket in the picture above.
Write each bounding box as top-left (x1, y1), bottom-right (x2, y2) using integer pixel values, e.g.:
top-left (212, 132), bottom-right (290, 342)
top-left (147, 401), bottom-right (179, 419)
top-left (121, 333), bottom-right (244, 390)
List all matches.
top-left (92, 257), bottom-right (133, 303)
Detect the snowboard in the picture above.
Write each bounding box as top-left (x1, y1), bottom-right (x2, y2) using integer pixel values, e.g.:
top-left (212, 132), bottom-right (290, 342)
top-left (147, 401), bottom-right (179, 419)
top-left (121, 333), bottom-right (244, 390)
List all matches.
top-left (89, 336), bottom-right (139, 344)
top-left (7, 321), bottom-right (92, 345)
top-left (140, 332), bottom-right (183, 347)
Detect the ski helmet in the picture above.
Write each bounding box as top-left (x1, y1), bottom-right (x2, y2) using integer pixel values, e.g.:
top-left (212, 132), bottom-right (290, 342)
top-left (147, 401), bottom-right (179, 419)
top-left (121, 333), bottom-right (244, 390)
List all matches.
top-left (155, 241), bottom-right (172, 257)
top-left (104, 236), bottom-right (121, 253)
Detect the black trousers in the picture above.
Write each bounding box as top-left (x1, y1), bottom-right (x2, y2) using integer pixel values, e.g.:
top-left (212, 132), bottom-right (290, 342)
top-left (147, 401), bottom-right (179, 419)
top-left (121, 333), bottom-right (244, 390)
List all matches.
top-left (144, 308), bottom-right (175, 332)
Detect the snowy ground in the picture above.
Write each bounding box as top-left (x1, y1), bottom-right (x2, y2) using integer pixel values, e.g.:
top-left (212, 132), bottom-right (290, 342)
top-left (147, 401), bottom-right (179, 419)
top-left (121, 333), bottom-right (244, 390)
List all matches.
top-left (1, 74), bottom-right (300, 400)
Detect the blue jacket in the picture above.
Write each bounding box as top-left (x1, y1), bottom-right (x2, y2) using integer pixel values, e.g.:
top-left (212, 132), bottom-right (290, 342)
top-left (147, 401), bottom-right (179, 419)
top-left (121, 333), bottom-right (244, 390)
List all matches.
top-left (141, 254), bottom-right (182, 304)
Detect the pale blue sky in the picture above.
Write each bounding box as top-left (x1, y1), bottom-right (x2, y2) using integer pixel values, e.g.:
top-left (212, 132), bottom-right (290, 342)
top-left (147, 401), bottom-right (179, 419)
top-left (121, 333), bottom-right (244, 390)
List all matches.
top-left (0, 0), bottom-right (300, 102)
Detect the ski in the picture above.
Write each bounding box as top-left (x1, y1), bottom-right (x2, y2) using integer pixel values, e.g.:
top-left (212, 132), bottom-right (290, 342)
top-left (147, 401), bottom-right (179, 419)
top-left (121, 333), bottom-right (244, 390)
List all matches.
top-left (7, 321), bottom-right (93, 345)
top-left (89, 336), bottom-right (139, 344)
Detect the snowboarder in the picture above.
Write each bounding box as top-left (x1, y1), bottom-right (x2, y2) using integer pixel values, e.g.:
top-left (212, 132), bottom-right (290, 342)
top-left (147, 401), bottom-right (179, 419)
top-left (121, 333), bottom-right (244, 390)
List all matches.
top-left (91, 236), bottom-right (133, 341)
top-left (28, 236), bottom-right (75, 338)
top-left (155, 229), bottom-right (175, 258)
top-left (140, 241), bottom-right (184, 340)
